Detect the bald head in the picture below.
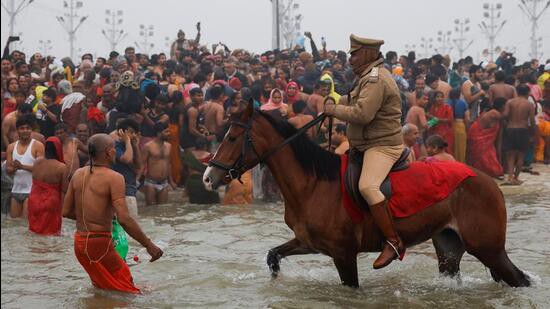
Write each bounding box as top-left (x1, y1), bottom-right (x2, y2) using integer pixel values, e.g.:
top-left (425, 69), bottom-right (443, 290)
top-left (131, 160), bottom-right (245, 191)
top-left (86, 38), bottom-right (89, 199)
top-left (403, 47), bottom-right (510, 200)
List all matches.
top-left (402, 124), bottom-right (419, 147)
top-left (88, 134), bottom-right (115, 163)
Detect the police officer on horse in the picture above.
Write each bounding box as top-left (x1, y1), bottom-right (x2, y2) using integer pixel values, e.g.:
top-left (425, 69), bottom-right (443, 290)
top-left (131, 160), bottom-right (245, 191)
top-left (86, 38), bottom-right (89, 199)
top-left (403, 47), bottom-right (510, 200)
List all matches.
top-left (324, 34), bottom-right (406, 269)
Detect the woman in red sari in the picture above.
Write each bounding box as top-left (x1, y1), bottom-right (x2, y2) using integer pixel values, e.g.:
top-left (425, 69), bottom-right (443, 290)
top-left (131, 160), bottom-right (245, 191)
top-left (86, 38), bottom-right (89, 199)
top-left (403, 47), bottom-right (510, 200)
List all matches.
top-left (467, 98), bottom-right (505, 178)
top-left (28, 136), bottom-right (68, 235)
top-left (428, 91), bottom-right (454, 153)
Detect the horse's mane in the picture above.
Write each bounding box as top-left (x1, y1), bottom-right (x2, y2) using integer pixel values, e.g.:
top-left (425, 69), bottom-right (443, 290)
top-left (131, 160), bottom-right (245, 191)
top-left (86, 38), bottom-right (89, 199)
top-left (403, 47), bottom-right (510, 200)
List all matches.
top-left (257, 111), bottom-right (341, 181)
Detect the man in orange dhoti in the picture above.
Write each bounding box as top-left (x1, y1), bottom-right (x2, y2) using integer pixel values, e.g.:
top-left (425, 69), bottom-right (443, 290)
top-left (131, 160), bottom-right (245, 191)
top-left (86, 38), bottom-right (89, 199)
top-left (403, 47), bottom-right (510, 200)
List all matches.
top-left (63, 134), bottom-right (163, 293)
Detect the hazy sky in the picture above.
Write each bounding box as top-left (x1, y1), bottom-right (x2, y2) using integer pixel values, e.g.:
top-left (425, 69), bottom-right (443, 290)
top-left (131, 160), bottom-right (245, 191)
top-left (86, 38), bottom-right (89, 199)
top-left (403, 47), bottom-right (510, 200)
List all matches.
top-left (1, 0), bottom-right (549, 63)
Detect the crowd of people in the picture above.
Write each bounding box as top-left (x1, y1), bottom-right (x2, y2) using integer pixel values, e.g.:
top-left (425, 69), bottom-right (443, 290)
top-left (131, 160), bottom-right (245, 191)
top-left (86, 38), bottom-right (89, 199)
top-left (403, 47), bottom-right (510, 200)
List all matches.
top-left (1, 27), bottom-right (550, 228)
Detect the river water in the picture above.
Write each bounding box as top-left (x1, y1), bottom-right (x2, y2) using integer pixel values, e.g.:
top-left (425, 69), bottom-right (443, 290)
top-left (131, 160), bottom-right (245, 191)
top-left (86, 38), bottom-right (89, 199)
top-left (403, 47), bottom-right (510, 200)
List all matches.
top-left (1, 166), bottom-right (549, 308)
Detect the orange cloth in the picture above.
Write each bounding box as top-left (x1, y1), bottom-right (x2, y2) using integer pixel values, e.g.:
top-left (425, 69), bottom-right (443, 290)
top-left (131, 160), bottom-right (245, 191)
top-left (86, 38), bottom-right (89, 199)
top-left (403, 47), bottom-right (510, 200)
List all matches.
top-left (168, 124), bottom-right (182, 184)
top-left (28, 179), bottom-right (62, 235)
top-left (74, 231), bottom-right (140, 294)
top-left (222, 170), bottom-right (253, 205)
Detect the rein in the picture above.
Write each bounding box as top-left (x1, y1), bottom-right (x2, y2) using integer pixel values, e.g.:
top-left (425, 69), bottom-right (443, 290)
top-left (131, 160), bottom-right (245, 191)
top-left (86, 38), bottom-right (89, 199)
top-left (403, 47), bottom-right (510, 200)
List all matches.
top-left (209, 112), bottom-right (328, 183)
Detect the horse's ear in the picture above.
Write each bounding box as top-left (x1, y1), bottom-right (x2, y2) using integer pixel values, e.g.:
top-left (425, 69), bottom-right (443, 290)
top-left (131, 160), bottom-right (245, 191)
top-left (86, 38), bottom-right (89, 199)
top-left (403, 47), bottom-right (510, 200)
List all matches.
top-left (242, 98), bottom-right (254, 120)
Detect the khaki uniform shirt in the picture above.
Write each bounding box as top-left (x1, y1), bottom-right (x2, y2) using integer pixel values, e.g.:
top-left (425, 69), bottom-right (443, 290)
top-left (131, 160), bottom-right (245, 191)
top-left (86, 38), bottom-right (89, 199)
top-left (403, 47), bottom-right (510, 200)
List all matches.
top-left (333, 58), bottom-right (403, 151)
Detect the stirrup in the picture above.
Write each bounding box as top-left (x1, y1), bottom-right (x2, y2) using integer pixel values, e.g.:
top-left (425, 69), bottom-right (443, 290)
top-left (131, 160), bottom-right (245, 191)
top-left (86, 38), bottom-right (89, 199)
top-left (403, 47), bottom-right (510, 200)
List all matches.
top-left (386, 240), bottom-right (405, 261)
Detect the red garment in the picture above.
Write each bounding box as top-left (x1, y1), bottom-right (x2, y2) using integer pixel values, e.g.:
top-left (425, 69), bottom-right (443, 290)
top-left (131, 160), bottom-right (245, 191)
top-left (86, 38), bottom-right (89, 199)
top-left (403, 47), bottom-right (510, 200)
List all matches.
top-left (429, 103), bottom-right (454, 153)
top-left (2, 98), bottom-right (16, 118)
top-left (87, 106), bottom-right (105, 123)
top-left (340, 155), bottom-right (476, 222)
top-left (28, 179), bottom-right (62, 235)
top-left (74, 231), bottom-right (140, 294)
top-left (467, 120), bottom-right (503, 177)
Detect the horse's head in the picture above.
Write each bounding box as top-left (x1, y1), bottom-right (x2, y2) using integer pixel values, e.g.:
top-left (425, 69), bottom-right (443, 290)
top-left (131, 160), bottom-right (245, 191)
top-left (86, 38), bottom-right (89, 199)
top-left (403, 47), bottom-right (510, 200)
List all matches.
top-left (203, 99), bottom-right (260, 191)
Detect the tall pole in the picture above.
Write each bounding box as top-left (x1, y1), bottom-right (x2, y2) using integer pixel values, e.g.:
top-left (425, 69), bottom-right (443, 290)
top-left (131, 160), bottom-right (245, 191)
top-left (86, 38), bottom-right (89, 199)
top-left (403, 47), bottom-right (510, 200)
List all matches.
top-left (419, 37), bottom-right (433, 59)
top-left (2, 0), bottom-right (34, 36)
top-left (102, 9), bottom-right (126, 52)
top-left (453, 18), bottom-right (474, 59)
top-left (518, 0), bottom-right (550, 59)
top-left (136, 24), bottom-right (154, 54)
top-left (56, 0), bottom-right (88, 59)
top-left (479, 2), bottom-right (506, 61)
top-left (435, 30), bottom-right (453, 55)
top-left (276, 0), bottom-right (280, 49)
top-left (1, 0), bottom-right (34, 54)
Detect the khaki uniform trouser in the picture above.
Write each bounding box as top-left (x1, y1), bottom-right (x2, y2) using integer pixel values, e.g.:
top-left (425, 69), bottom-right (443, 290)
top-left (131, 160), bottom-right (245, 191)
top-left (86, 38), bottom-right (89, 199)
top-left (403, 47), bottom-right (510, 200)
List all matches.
top-left (359, 144), bottom-right (405, 205)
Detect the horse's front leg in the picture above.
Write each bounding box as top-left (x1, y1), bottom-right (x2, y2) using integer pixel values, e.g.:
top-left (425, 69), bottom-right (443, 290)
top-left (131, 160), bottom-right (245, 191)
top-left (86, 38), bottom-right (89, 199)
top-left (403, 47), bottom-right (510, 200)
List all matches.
top-left (267, 238), bottom-right (313, 278)
top-left (333, 255), bottom-right (359, 288)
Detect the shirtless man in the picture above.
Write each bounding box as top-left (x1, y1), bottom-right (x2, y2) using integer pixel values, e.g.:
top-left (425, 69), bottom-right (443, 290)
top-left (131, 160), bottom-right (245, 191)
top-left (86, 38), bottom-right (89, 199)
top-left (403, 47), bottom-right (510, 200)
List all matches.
top-left (288, 100), bottom-right (315, 138)
top-left (142, 122), bottom-right (176, 206)
top-left (405, 92), bottom-right (428, 132)
top-left (402, 123), bottom-right (426, 161)
top-left (6, 115), bottom-right (45, 218)
top-left (54, 123), bottom-right (87, 178)
top-left (75, 123), bottom-right (90, 167)
top-left (502, 84), bottom-right (536, 185)
top-left (332, 123), bottom-right (350, 155)
top-left (179, 88), bottom-right (210, 150)
top-left (305, 80), bottom-right (330, 116)
top-left (462, 65), bottom-right (486, 120)
top-left (62, 134), bottom-right (162, 294)
top-left (203, 86), bottom-right (227, 151)
top-left (488, 71), bottom-right (517, 106)
top-left (406, 75), bottom-right (426, 108)
top-left (2, 103), bottom-right (33, 147)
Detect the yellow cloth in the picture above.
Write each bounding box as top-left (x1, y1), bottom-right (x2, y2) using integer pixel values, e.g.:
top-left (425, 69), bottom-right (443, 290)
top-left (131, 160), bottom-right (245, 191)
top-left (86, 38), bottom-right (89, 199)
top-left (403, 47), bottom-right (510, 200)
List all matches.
top-left (320, 73), bottom-right (341, 104)
top-left (537, 72), bottom-right (549, 90)
top-left (453, 120), bottom-right (467, 163)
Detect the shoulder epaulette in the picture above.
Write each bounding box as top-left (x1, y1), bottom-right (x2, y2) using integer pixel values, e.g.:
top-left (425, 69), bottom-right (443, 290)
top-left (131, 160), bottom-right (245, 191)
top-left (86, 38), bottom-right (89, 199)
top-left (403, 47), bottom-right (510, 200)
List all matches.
top-left (368, 67), bottom-right (379, 82)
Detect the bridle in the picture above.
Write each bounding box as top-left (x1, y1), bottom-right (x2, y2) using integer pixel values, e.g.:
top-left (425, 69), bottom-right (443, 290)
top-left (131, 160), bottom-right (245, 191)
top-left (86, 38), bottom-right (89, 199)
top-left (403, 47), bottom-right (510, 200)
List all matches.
top-left (208, 112), bottom-right (328, 183)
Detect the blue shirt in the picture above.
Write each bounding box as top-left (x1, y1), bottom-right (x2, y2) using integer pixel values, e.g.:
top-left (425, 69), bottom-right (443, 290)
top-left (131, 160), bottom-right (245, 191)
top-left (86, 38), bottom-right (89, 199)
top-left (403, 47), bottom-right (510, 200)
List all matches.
top-left (111, 141), bottom-right (137, 196)
top-left (447, 99), bottom-right (468, 119)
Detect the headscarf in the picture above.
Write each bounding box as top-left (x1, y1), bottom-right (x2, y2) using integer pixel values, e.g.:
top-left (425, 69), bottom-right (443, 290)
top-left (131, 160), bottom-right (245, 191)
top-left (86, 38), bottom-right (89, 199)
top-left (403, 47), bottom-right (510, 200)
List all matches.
top-left (116, 71), bottom-right (140, 90)
top-left (285, 81), bottom-right (301, 105)
top-left (260, 88), bottom-right (288, 111)
top-left (46, 136), bottom-right (64, 163)
top-left (60, 92), bottom-right (86, 115)
top-left (320, 73), bottom-right (341, 103)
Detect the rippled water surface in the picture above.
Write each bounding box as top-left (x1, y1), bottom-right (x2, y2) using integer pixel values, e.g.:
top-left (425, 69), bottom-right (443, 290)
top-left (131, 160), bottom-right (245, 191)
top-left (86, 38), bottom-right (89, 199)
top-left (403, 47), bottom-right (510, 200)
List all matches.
top-left (2, 170), bottom-right (549, 308)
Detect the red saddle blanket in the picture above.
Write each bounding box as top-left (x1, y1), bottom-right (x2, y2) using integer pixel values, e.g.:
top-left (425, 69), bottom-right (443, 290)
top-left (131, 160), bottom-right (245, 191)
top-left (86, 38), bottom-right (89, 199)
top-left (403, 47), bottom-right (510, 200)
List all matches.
top-left (340, 155), bottom-right (477, 224)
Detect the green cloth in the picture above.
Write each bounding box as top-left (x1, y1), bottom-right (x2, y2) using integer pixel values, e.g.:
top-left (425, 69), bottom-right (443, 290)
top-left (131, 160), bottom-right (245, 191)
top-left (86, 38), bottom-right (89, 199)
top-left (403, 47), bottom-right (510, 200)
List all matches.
top-left (112, 218), bottom-right (128, 261)
top-left (185, 174), bottom-right (220, 204)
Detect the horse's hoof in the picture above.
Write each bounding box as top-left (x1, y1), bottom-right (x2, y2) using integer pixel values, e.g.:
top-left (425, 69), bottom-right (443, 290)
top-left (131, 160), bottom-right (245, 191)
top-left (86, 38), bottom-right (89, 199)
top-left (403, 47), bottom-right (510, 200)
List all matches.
top-left (267, 251), bottom-right (281, 277)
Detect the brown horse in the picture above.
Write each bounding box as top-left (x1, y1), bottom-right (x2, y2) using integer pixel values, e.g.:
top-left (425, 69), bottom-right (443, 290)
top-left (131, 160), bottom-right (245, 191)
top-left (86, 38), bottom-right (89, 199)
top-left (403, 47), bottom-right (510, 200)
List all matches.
top-left (203, 101), bottom-right (531, 288)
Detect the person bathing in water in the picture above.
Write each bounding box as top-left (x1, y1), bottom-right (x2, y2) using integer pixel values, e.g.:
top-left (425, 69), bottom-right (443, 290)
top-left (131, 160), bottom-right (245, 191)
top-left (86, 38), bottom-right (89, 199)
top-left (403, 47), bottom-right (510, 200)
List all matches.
top-left (62, 133), bottom-right (163, 294)
top-left (424, 134), bottom-right (456, 162)
top-left (141, 122), bottom-right (177, 206)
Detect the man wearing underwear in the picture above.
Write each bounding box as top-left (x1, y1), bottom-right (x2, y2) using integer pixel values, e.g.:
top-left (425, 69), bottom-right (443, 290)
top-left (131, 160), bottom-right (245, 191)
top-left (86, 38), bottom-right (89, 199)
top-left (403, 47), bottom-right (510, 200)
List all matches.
top-left (141, 122), bottom-right (176, 205)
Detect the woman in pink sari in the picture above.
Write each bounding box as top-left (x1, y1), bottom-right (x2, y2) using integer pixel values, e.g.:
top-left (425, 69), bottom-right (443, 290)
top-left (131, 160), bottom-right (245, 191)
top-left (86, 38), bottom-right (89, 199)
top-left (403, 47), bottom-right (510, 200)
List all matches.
top-left (260, 88), bottom-right (288, 119)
